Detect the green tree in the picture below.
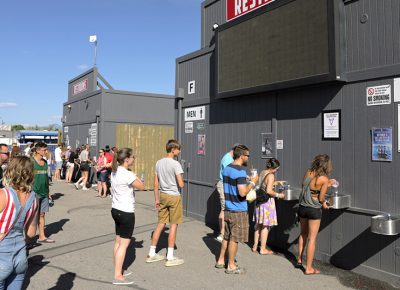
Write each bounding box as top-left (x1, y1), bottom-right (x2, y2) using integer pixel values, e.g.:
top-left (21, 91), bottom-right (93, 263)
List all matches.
top-left (12, 124), bottom-right (25, 131)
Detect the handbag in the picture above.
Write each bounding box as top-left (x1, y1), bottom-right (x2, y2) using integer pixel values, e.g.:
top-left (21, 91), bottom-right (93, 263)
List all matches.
top-left (246, 188), bottom-right (257, 203)
top-left (256, 173), bottom-right (271, 204)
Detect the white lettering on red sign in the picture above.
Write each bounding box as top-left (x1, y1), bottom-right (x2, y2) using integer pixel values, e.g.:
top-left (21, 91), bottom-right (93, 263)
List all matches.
top-left (73, 79), bottom-right (88, 96)
top-left (227, 0), bottom-right (275, 21)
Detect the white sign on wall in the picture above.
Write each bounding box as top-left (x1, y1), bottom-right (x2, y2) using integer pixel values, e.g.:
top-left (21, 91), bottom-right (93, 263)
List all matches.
top-left (185, 122), bottom-right (193, 133)
top-left (276, 140), bottom-right (283, 150)
top-left (394, 78), bottom-right (400, 102)
top-left (64, 126), bottom-right (69, 133)
top-left (184, 106), bottom-right (205, 121)
top-left (366, 85), bottom-right (391, 106)
top-left (188, 80), bottom-right (196, 95)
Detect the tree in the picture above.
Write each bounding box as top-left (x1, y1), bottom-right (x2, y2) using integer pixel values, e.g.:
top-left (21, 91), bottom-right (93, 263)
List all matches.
top-left (12, 124), bottom-right (25, 131)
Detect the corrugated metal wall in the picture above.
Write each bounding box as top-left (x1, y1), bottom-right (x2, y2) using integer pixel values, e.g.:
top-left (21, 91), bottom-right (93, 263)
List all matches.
top-left (176, 0), bottom-right (400, 283)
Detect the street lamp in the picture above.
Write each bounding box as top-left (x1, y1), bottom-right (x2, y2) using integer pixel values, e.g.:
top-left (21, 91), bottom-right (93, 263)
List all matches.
top-left (89, 35), bottom-right (98, 67)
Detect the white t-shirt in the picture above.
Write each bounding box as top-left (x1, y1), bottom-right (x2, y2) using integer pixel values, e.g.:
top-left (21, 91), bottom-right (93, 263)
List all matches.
top-left (111, 166), bottom-right (137, 213)
top-left (55, 147), bottom-right (62, 162)
top-left (155, 157), bottom-right (184, 196)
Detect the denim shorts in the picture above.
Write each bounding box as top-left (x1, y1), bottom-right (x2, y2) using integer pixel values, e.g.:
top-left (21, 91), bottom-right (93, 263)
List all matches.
top-left (97, 171), bottom-right (108, 182)
top-left (38, 196), bottom-right (49, 213)
top-left (55, 161), bottom-right (62, 170)
top-left (111, 208), bottom-right (135, 239)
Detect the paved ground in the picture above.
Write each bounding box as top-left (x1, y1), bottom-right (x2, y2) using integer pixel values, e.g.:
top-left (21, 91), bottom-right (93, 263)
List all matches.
top-left (22, 182), bottom-right (398, 290)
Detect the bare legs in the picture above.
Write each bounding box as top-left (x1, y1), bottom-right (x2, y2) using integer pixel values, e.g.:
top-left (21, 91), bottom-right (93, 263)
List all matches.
top-left (297, 217), bottom-right (321, 274)
top-left (151, 223), bottom-right (178, 248)
top-left (113, 235), bottom-right (131, 280)
top-left (217, 239), bottom-right (238, 270)
top-left (252, 224), bottom-right (273, 254)
top-left (38, 213), bottom-right (47, 241)
top-left (218, 210), bottom-right (224, 237)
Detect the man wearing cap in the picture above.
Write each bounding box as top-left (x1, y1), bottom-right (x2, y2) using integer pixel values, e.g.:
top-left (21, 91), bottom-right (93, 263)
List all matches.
top-left (0, 143), bottom-right (9, 188)
top-left (215, 143), bottom-right (240, 242)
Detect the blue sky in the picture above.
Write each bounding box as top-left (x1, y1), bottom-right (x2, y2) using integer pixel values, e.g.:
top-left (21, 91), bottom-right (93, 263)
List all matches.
top-left (0, 0), bottom-right (202, 126)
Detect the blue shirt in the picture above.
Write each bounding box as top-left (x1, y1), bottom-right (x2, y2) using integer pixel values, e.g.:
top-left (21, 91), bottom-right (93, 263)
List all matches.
top-left (219, 152), bottom-right (234, 181)
top-left (223, 164), bottom-right (248, 212)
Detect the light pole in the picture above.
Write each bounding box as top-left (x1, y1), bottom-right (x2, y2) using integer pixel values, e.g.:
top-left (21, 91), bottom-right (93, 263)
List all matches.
top-left (89, 35), bottom-right (98, 67)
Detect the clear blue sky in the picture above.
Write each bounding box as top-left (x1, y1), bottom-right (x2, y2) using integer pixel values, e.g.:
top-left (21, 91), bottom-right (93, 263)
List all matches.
top-left (0, 0), bottom-right (202, 126)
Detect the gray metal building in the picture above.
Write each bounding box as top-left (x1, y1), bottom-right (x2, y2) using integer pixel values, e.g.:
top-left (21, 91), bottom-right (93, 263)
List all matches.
top-left (62, 67), bottom-right (175, 155)
top-left (176, 0), bottom-right (400, 284)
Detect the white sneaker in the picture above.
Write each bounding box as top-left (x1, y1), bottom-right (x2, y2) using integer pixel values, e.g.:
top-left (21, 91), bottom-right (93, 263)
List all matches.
top-left (146, 253), bottom-right (165, 263)
top-left (82, 187), bottom-right (89, 191)
top-left (74, 183), bottom-right (80, 190)
top-left (165, 256), bottom-right (184, 267)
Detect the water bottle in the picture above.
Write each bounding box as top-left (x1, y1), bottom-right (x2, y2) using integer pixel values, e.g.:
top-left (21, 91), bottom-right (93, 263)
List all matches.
top-left (140, 172), bottom-right (145, 183)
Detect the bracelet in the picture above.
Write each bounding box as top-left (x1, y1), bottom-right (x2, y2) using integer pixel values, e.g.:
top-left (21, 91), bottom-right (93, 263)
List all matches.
top-left (249, 181), bottom-right (256, 187)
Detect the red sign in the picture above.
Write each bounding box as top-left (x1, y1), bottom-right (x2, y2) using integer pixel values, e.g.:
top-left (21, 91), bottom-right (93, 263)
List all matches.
top-left (226, 0), bottom-right (275, 21)
top-left (73, 78), bottom-right (88, 95)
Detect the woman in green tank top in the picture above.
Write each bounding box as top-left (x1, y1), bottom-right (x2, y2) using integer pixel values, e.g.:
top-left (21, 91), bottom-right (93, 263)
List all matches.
top-left (297, 154), bottom-right (334, 275)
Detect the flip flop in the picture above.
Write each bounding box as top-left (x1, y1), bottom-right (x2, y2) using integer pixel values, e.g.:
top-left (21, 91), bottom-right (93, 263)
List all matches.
top-left (295, 261), bottom-right (303, 268)
top-left (304, 268), bottom-right (320, 275)
top-left (214, 263), bottom-right (225, 269)
top-left (259, 250), bottom-right (274, 255)
top-left (37, 238), bottom-right (55, 243)
top-left (225, 267), bottom-right (246, 274)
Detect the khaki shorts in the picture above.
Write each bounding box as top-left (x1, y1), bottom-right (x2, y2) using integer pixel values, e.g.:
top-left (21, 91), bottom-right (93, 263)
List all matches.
top-left (216, 180), bottom-right (225, 210)
top-left (158, 192), bottom-right (183, 224)
top-left (223, 211), bottom-right (249, 243)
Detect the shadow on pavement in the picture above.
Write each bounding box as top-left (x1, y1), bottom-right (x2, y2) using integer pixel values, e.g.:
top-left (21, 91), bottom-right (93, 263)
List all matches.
top-left (48, 272), bottom-right (76, 290)
top-left (123, 238), bottom-right (144, 271)
top-left (150, 227), bottom-right (178, 254)
top-left (202, 233), bottom-right (221, 261)
top-left (45, 218), bottom-right (70, 237)
top-left (23, 255), bottom-right (49, 290)
top-left (51, 192), bottom-right (64, 201)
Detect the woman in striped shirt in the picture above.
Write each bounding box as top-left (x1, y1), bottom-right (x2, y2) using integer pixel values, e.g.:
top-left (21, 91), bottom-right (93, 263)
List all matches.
top-left (0, 156), bottom-right (38, 289)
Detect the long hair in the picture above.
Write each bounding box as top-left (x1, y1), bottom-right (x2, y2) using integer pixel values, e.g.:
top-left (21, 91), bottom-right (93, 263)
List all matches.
top-left (3, 156), bottom-right (34, 192)
top-left (112, 148), bottom-right (134, 173)
top-left (310, 154), bottom-right (332, 177)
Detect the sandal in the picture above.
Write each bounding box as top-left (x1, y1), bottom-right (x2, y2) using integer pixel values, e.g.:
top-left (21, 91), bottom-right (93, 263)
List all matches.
top-left (304, 268), bottom-right (320, 275)
top-left (214, 263), bottom-right (225, 269)
top-left (259, 250), bottom-right (274, 255)
top-left (225, 267), bottom-right (246, 274)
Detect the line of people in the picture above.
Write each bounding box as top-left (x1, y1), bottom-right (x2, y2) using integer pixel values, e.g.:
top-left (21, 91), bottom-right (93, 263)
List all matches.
top-left (215, 144), bottom-right (335, 275)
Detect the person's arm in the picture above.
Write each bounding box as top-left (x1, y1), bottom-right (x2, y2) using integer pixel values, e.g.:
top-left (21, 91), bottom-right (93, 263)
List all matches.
top-left (237, 174), bottom-right (259, 197)
top-left (318, 176), bottom-right (330, 209)
top-left (132, 178), bottom-right (144, 191)
top-left (25, 200), bottom-right (38, 239)
top-left (176, 173), bottom-right (184, 189)
top-left (265, 174), bottom-right (283, 199)
top-left (154, 174), bottom-right (160, 209)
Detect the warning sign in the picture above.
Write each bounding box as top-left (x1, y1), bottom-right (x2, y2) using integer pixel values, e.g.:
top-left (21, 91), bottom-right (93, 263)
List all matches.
top-left (366, 85), bottom-right (391, 106)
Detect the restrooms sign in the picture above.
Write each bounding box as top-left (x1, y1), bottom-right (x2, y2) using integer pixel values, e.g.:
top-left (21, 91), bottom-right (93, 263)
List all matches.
top-left (226, 0), bottom-right (275, 21)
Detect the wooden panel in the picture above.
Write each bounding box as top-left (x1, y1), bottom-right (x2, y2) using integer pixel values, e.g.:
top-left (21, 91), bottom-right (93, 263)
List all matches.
top-left (115, 124), bottom-right (174, 190)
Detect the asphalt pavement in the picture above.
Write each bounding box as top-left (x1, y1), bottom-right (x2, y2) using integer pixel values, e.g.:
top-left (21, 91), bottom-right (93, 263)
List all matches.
top-left (22, 181), bottom-right (398, 290)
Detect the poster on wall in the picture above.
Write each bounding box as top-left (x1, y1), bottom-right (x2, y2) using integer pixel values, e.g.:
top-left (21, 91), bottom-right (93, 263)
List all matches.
top-left (322, 110), bottom-right (341, 140)
top-left (261, 133), bottom-right (274, 158)
top-left (197, 134), bottom-right (206, 155)
top-left (372, 127), bottom-right (392, 162)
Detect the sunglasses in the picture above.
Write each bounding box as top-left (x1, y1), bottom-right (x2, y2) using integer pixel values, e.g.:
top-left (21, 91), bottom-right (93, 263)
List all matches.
top-left (243, 154), bottom-right (250, 157)
top-left (0, 152), bottom-right (9, 156)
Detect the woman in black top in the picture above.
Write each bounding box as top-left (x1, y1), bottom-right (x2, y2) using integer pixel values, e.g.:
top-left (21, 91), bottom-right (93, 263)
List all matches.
top-left (65, 148), bottom-right (77, 183)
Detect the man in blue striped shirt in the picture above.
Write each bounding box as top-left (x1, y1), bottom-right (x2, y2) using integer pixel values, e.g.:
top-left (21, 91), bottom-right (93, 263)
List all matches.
top-left (215, 144), bottom-right (258, 274)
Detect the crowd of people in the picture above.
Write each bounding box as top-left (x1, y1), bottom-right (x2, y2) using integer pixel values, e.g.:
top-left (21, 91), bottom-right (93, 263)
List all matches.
top-left (0, 138), bottom-right (335, 287)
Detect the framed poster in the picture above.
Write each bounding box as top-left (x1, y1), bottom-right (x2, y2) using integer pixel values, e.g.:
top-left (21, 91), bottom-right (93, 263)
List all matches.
top-left (261, 133), bottom-right (274, 158)
top-left (372, 127), bottom-right (392, 162)
top-left (197, 134), bottom-right (205, 155)
top-left (322, 110), bottom-right (341, 140)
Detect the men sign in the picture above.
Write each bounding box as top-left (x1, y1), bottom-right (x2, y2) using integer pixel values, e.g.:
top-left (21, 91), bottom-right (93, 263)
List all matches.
top-left (184, 106), bottom-right (206, 121)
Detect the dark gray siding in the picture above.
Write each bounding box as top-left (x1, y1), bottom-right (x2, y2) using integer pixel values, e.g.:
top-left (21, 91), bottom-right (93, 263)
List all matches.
top-left (345, 0), bottom-right (400, 72)
top-left (102, 91), bottom-right (175, 125)
top-left (201, 0), bottom-right (226, 48)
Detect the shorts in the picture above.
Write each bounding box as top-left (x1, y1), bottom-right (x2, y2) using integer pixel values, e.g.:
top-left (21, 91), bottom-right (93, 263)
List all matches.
top-left (67, 162), bottom-right (75, 169)
top-left (38, 196), bottom-right (49, 213)
top-left (80, 162), bottom-right (89, 172)
top-left (223, 211), bottom-right (249, 243)
top-left (298, 205), bottom-right (322, 220)
top-left (97, 171), bottom-right (108, 182)
top-left (55, 161), bottom-right (62, 170)
top-left (111, 208), bottom-right (135, 239)
top-left (158, 192), bottom-right (183, 224)
top-left (216, 180), bottom-right (225, 210)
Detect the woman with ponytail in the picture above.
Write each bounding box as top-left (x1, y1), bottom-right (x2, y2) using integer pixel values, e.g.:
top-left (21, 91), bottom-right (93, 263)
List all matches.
top-left (110, 148), bottom-right (144, 285)
top-left (252, 158), bottom-right (284, 255)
